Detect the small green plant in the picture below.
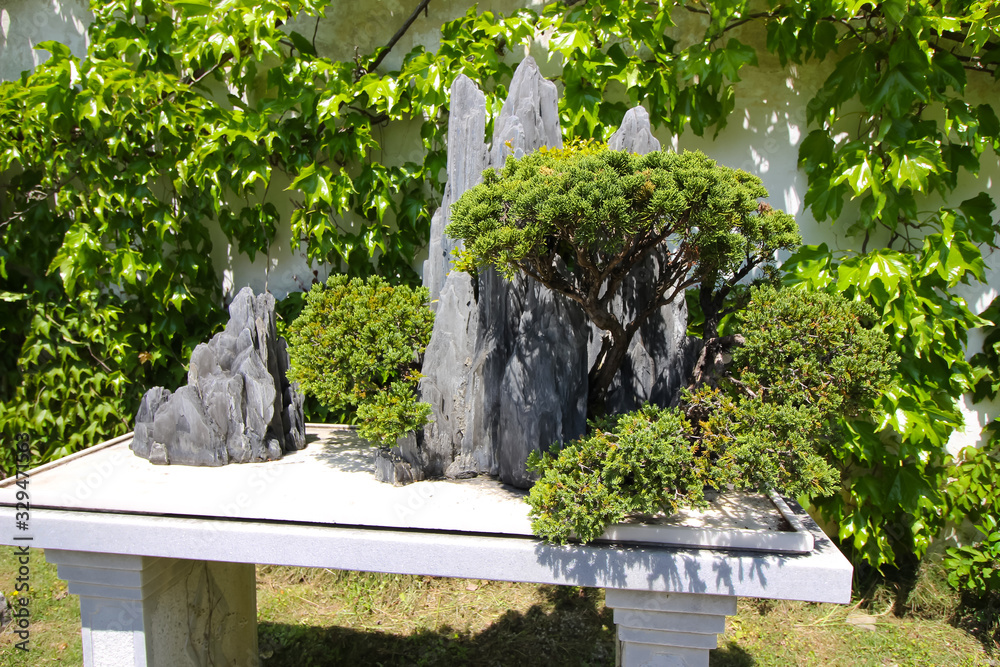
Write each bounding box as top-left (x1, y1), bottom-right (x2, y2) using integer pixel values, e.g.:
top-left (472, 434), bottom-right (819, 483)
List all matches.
top-left (527, 285), bottom-right (896, 544)
top-left (944, 426), bottom-right (1000, 595)
top-left (944, 295), bottom-right (1000, 596)
top-left (285, 275), bottom-right (434, 448)
top-left (526, 405), bottom-right (709, 544)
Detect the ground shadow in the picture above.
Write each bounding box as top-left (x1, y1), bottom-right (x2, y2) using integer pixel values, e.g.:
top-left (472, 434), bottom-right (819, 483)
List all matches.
top-left (306, 428), bottom-right (376, 474)
top-left (952, 589), bottom-right (1000, 656)
top-left (258, 589), bottom-right (615, 666)
top-left (710, 640), bottom-right (756, 666)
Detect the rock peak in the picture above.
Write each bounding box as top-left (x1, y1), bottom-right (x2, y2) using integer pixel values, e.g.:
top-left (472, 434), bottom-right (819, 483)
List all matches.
top-left (131, 287), bottom-right (306, 466)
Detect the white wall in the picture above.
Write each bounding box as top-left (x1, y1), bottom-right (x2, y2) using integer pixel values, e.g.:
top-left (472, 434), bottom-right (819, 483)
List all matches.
top-left (660, 50), bottom-right (1000, 452)
top-left (2, 0), bottom-right (997, 446)
top-left (0, 0), bottom-right (91, 81)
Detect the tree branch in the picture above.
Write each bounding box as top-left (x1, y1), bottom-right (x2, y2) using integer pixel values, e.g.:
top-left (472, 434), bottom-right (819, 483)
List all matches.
top-left (0, 169), bottom-right (79, 231)
top-left (682, 5), bottom-right (776, 40)
top-left (600, 216), bottom-right (684, 314)
top-left (361, 0), bottom-right (433, 77)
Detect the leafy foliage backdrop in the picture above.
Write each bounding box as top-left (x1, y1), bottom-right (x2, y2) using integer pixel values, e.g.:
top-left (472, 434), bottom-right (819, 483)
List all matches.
top-left (1, 0), bottom-right (998, 590)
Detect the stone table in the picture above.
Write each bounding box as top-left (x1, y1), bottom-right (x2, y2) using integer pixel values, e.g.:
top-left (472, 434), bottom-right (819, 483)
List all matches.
top-left (0, 425), bottom-right (851, 667)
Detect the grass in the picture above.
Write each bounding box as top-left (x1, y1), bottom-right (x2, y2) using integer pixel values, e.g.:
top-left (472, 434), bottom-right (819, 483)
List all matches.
top-left (0, 549), bottom-right (82, 665)
top-left (0, 548), bottom-right (996, 666)
top-left (255, 566), bottom-right (614, 666)
top-left (713, 598), bottom-right (993, 667)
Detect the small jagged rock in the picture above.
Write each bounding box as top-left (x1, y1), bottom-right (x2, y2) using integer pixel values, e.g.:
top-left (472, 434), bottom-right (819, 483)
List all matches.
top-left (609, 106), bottom-right (660, 155)
top-left (373, 432), bottom-right (427, 486)
top-left (132, 287), bottom-right (306, 466)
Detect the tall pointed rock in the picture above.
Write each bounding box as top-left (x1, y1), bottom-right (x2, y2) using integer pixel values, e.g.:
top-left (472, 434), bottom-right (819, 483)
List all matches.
top-left (422, 75), bottom-right (488, 306)
top-left (417, 80), bottom-right (695, 488)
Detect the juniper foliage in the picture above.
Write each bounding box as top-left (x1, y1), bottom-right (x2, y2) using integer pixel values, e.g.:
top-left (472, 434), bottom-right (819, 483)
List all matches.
top-left (527, 285), bottom-right (896, 543)
top-left (286, 275), bottom-right (434, 448)
top-left (526, 405), bottom-right (707, 544)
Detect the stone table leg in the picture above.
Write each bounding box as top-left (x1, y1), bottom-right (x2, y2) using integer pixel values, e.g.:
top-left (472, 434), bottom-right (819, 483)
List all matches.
top-left (605, 589), bottom-right (737, 667)
top-left (44, 550), bottom-right (258, 667)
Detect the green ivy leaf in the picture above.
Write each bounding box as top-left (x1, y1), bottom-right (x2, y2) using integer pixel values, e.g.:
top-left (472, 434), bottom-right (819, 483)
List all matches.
top-left (836, 250), bottom-right (909, 295)
top-left (166, 0), bottom-right (213, 17)
top-left (888, 142), bottom-right (946, 191)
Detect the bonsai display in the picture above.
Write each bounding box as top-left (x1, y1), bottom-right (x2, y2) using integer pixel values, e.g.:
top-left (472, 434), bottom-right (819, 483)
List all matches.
top-left (447, 145), bottom-right (801, 415)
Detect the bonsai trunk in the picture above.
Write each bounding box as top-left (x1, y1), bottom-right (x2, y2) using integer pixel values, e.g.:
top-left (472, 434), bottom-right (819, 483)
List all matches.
top-left (699, 281), bottom-right (726, 342)
top-left (586, 327), bottom-right (633, 417)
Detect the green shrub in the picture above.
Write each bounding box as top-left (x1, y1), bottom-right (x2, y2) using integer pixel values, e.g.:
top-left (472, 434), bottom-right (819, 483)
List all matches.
top-left (526, 405), bottom-right (709, 544)
top-left (285, 275), bottom-right (434, 448)
top-left (707, 285), bottom-right (895, 497)
top-left (732, 284), bottom-right (896, 423)
top-left (526, 285), bottom-right (896, 544)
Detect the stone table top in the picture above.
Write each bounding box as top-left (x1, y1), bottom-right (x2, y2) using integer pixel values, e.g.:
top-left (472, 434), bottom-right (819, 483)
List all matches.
top-left (0, 426), bottom-right (853, 602)
top-left (2, 425), bottom-right (803, 543)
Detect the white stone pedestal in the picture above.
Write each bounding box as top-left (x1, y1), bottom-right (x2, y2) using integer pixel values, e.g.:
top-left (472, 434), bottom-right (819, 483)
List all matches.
top-left (0, 430), bottom-right (853, 667)
top-left (605, 589), bottom-right (737, 667)
top-left (45, 550), bottom-right (258, 667)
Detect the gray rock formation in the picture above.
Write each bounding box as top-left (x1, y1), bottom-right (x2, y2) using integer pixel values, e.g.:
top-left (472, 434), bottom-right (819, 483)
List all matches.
top-left (132, 287), bottom-right (306, 466)
top-left (418, 271), bottom-right (483, 478)
top-left (419, 57), bottom-right (586, 487)
top-left (416, 60), bottom-right (696, 489)
top-left (608, 106), bottom-right (660, 155)
top-left (492, 273), bottom-right (590, 487)
top-left (373, 431), bottom-right (427, 485)
top-left (488, 56), bottom-right (562, 166)
top-left (423, 74), bottom-right (488, 306)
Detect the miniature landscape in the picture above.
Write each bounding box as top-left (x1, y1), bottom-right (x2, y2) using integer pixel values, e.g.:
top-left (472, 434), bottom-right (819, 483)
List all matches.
top-left (1, 1), bottom-right (999, 665)
top-left (122, 60), bottom-right (896, 553)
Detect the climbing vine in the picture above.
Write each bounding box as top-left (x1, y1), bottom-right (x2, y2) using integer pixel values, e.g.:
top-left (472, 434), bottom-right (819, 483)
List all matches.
top-left (1, 0), bottom-right (998, 589)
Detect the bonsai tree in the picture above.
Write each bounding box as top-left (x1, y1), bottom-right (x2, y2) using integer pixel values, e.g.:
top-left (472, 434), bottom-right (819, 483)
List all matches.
top-left (448, 145), bottom-right (801, 413)
top-left (526, 284), bottom-right (897, 544)
top-left (285, 275), bottom-right (435, 448)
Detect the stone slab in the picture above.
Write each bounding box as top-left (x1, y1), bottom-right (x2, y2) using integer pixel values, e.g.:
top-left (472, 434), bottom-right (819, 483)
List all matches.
top-left (620, 642), bottom-right (709, 667)
top-left (612, 608), bottom-right (728, 634)
top-left (3, 507), bottom-right (851, 602)
top-left (0, 428), bottom-right (853, 602)
top-left (602, 491), bottom-right (814, 553)
top-left (1, 426), bottom-right (812, 552)
top-left (605, 590), bottom-right (739, 616)
top-left (618, 626), bottom-right (719, 650)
